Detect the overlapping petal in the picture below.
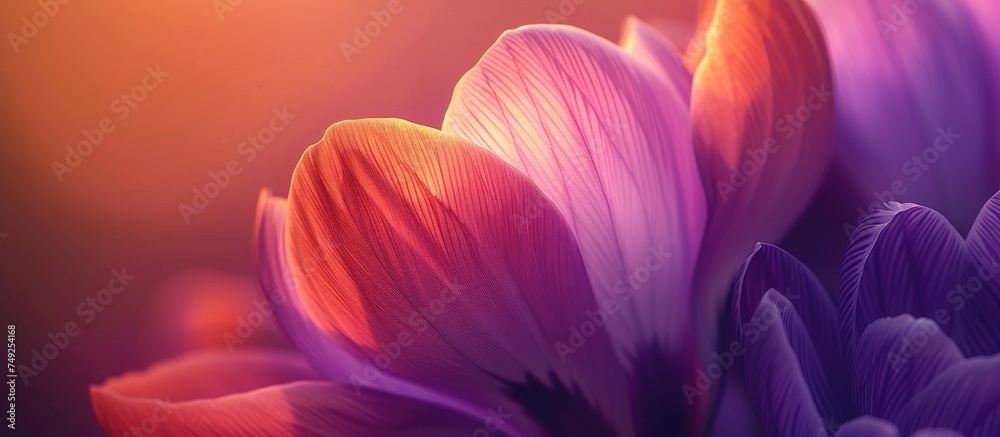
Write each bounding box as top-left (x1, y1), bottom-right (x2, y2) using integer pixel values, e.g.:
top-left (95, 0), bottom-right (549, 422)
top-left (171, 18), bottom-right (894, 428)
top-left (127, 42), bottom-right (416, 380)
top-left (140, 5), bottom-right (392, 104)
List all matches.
top-left (90, 350), bottom-right (487, 436)
top-left (835, 416), bottom-right (900, 437)
top-left (689, 0), bottom-right (835, 330)
top-left (254, 190), bottom-right (487, 425)
top-left (838, 203), bottom-right (964, 358)
top-left (442, 23), bottom-right (704, 366)
top-left (806, 0), bottom-right (1000, 232)
top-left (619, 16), bottom-right (692, 93)
top-left (742, 290), bottom-right (828, 437)
top-left (732, 243), bottom-right (850, 424)
top-left (955, 193), bottom-right (1000, 356)
top-left (839, 194), bottom-right (1000, 359)
top-left (894, 356), bottom-right (1000, 436)
top-left (284, 119), bottom-right (632, 435)
top-left (853, 316), bottom-right (963, 420)
top-left (738, 193), bottom-right (1000, 436)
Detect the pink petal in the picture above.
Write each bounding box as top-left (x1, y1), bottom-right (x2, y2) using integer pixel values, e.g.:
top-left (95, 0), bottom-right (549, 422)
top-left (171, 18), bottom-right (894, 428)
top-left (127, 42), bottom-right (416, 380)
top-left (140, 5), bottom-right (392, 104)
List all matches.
top-left (619, 16), bottom-right (692, 96)
top-left (90, 350), bottom-right (489, 436)
top-left (442, 23), bottom-right (705, 369)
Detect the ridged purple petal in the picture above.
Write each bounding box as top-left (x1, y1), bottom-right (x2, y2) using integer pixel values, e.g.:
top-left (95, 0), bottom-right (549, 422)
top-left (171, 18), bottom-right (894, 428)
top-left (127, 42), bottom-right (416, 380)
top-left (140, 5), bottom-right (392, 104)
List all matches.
top-left (853, 316), bottom-right (963, 420)
top-left (956, 192), bottom-right (1000, 356)
top-left (732, 243), bottom-right (850, 423)
top-left (839, 192), bottom-right (1000, 360)
top-left (838, 203), bottom-right (965, 360)
top-left (743, 290), bottom-right (827, 437)
top-left (835, 416), bottom-right (900, 437)
top-left (895, 355), bottom-right (1000, 436)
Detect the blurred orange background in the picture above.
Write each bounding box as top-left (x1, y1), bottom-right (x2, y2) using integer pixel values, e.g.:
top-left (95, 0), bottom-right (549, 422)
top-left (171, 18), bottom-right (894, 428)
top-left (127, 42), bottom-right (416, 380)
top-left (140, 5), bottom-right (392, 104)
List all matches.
top-left (0, 0), bottom-right (696, 433)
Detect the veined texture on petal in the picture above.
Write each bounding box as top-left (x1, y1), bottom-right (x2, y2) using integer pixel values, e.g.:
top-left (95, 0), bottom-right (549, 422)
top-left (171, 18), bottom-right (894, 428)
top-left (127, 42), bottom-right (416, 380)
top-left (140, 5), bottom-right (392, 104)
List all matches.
top-left (442, 23), bottom-right (705, 375)
top-left (807, 0), bottom-right (1000, 232)
top-left (894, 355), bottom-right (1000, 436)
top-left (742, 290), bottom-right (828, 437)
top-left (853, 316), bottom-right (963, 421)
top-left (839, 193), bottom-right (1000, 360)
top-left (690, 0), bottom-right (835, 335)
top-left (254, 190), bottom-right (493, 430)
top-left (732, 243), bottom-right (850, 424)
top-left (838, 203), bottom-right (965, 359)
top-left (836, 416), bottom-right (901, 437)
top-left (89, 350), bottom-right (489, 436)
top-left (284, 119), bottom-right (632, 436)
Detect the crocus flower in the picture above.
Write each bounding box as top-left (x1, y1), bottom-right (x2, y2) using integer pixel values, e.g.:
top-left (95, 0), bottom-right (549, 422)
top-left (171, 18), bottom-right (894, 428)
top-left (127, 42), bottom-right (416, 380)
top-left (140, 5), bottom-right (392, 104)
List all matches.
top-left (89, 0), bottom-right (835, 433)
top-left (732, 192), bottom-right (1000, 437)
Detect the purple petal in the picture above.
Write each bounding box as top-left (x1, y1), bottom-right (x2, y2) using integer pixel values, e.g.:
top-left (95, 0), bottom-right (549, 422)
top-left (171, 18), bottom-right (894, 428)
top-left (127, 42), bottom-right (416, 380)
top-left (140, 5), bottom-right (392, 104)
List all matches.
top-left (911, 429), bottom-right (967, 437)
top-left (955, 192), bottom-right (1000, 356)
top-left (732, 243), bottom-right (850, 422)
top-left (743, 290), bottom-right (827, 437)
top-left (895, 355), bottom-right (1000, 436)
top-left (853, 316), bottom-right (963, 420)
top-left (838, 203), bottom-right (964, 359)
top-left (835, 416), bottom-right (900, 437)
top-left (961, 0), bottom-right (1000, 97)
top-left (806, 0), bottom-right (1000, 232)
top-left (839, 194), bottom-right (1000, 360)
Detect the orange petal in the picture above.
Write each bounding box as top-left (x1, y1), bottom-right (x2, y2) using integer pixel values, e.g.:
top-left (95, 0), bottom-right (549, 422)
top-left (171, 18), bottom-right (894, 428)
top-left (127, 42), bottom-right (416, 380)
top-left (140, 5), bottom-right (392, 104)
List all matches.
top-left (690, 0), bottom-right (835, 331)
top-left (285, 119), bottom-right (632, 435)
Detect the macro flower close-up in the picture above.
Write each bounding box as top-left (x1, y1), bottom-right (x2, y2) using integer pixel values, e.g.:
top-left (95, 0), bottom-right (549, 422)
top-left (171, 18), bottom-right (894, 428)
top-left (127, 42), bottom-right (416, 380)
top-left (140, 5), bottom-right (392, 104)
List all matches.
top-left (2, 0), bottom-right (998, 435)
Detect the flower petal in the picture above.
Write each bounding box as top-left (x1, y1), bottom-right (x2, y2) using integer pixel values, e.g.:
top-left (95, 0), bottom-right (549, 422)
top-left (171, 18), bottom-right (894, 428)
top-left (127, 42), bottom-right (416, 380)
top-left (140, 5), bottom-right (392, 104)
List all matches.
top-left (911, 429), bottom-right (967, 437)
top-left (285, 119), bottom-right (632, 435)
top-left (619, 16), bottom-right (692, 94)
top-left (92, 350), bottom-right (319, 402)
top-left (961, 0), bottom-right (1000, 100)
top-left (838, 203), bottom-right (965, 359)
top-left (853, 316), bottom-right (963, 420)
top-left (441, 24), bottom-right (705, 366)
top-left (254, 190), bottom-right (486, 422)
top-left (955, 192), bottom-right (1000, 356)
top-left (835, 416), bottom-right (900, 437)
top-left (732, 243), bottom-right (850, 423)
top-left (839, 195), bottom-right (1000, 360)
top-left (690, 0), bottom-right (835, 326)
top-left (894, 355), bottom-right (1000, 436)
top-left (743, 290), bottom-right (827, 437)
top-left (806, 0), bottom-right (1000, 232)
top-left (90, 350), bottom-right (489, 436)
